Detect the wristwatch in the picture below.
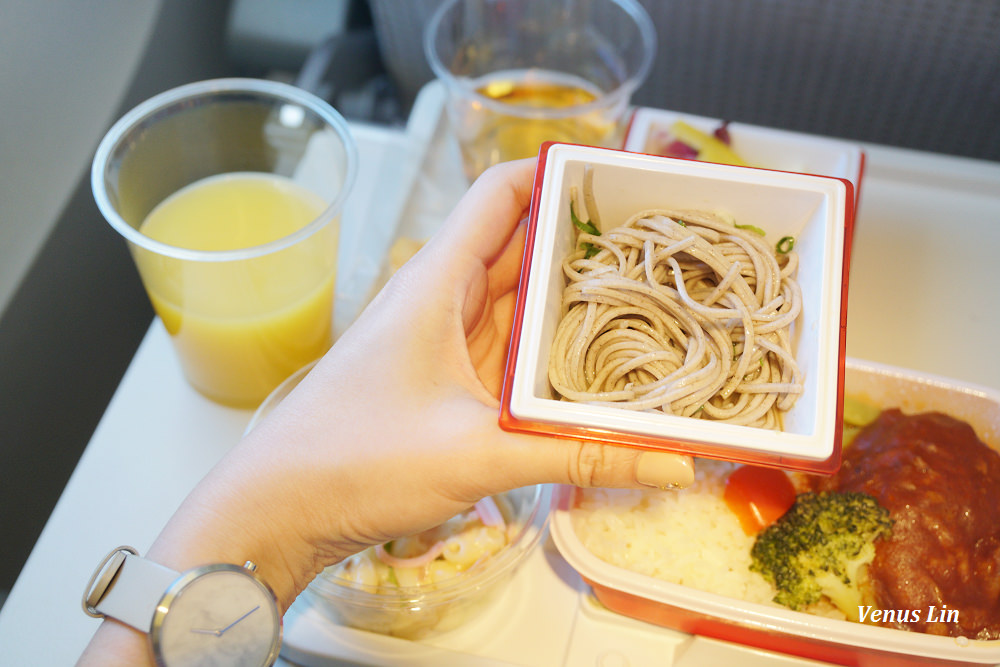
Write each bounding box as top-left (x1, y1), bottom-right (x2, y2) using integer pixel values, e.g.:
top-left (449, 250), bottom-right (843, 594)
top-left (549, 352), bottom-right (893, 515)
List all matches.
top-left (83, 546), bottom-right (282, 667)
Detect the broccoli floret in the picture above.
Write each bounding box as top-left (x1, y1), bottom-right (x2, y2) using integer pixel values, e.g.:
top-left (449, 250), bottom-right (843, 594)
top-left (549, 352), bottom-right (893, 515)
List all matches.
top-left (750, 491), bottom-right (892, 621)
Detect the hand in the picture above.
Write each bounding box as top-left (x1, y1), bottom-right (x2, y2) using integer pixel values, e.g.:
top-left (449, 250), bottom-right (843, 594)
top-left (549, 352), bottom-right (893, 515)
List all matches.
top-left (91, 159), bottom-right (696, 629)
top-left (78, 158), bottom-right (695, 666)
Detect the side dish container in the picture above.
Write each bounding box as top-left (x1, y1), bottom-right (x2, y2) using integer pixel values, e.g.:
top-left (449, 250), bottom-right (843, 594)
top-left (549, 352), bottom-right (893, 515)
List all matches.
top-left (500, 142), bottom-right (855, 473)
top-left (306, 483), bottom-right (554, 639)
top-left (551, 358), bottom-right (1000, 666)
top-left (623, 107), bottom-right (866, 210)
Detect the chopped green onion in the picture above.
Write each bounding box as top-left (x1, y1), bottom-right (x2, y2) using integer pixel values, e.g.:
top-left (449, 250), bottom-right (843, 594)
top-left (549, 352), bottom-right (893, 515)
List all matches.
top-left (735, 222), bottom-right (766, 236)
top-left (570, 200), bottom-right (600, 236)
top-left (571, 199), bottom-right (601, 257)
top-left (776, 236), bottom-right (795, 253)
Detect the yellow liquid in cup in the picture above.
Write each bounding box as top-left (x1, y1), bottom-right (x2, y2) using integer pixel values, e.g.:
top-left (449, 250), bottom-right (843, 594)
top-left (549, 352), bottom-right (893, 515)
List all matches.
top-left (136, 172), bottom-right (338, 407)
top-left (455, 69), bottom-right (621, 179)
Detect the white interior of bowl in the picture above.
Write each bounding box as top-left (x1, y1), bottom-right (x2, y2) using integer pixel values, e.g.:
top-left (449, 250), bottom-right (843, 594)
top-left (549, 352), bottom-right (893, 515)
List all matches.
top-left (624, 108), bottom-right (864, 191)
top-left (509, 144), bottom-right (848, 461)
top-left (550, 358), bottom-right (1000, 663)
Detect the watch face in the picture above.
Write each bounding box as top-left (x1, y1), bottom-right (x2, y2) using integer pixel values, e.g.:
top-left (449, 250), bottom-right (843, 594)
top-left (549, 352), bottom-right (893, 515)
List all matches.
top-left (150, 564), bottom-right (282, 667)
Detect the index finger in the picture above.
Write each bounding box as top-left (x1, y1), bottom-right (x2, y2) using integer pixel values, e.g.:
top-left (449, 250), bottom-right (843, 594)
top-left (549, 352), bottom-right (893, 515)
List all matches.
top-left (432, 158), bottom-right (538, 262)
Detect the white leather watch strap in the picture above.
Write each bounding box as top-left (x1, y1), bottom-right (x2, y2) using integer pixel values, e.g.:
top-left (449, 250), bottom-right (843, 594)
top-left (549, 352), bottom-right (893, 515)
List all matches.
top-left (85, 547), bottom-right (180, 631)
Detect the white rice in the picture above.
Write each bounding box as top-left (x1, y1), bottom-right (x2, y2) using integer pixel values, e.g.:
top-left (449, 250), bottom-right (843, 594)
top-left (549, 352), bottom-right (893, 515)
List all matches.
top-left (571, 459), bottom-right (778, 604)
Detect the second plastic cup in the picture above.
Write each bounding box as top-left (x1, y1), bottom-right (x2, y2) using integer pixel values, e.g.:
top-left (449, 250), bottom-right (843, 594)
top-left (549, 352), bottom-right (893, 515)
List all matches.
top-left (425, 0), bottom-right (656, 181)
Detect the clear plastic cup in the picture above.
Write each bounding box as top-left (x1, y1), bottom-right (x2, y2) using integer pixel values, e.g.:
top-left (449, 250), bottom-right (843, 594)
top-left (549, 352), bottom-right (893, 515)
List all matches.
top-left (92, 78), bottom-right (357, 407)
top-left (424, 0), bottom-right (656, 181)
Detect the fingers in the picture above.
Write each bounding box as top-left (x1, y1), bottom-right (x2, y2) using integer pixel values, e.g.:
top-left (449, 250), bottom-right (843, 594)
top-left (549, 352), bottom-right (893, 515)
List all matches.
top-left (443, 163), bottom-right (698, 492)
top-left (459, 217), bottom-right (528, 336)
top-left (432, 158), bottom-right (537, 262)
top-left (379, 158), bottom-right (535, 334)
top-left (483, 217), bottom-right (529, 302)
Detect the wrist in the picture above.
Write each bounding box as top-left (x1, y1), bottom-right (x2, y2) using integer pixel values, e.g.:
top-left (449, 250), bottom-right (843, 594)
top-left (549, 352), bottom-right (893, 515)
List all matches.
top-left (143, 452), bottom-right (319, 611)
top-left (82, 548), bottom-right (282, 667)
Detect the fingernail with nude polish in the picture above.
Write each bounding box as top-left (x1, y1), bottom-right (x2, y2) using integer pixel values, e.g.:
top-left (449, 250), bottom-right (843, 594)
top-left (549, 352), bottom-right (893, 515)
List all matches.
top-left (634, 452), bottom-right (695, 490)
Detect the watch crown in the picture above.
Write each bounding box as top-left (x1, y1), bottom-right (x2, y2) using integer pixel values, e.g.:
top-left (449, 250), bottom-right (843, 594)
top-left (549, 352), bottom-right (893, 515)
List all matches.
top-left (243, 560), bottom-right (258, 573)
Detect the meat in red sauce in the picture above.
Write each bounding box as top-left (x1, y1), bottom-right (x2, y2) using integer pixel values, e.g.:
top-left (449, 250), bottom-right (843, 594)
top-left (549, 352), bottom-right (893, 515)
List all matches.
top-left (810, 409), bottom-right (1000, 639)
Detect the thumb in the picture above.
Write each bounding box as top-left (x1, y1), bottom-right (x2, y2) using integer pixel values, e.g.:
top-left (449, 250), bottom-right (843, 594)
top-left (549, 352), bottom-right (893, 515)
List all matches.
top-left (482, 425), bottom-right (695, 492)
top-left (556, 440), bottom-right (696, 491)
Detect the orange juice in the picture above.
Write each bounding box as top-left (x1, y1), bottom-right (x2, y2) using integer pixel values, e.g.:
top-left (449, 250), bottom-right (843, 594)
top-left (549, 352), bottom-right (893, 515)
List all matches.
top-left (453, 69), bottom-right (622, 179)
top-left (135, 172), bottom-right (338, 407)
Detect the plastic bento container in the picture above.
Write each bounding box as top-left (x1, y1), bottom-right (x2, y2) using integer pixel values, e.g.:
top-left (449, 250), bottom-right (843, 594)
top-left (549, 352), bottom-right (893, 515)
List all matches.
top-left (500, 142), bottom-right (855, 473)
top-left (551, 358), bottom-right (1000, 666)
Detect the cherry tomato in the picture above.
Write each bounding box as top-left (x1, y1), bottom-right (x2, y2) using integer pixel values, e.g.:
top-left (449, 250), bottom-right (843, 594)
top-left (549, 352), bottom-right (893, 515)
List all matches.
top-left (723, 465), bottom-right (797, 535)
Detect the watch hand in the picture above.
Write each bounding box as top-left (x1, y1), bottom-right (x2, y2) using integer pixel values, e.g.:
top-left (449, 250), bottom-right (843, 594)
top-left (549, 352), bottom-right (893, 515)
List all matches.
top-left (190, 627), bottom-right (224, 637)
top-left (189, 605), bottom-right (260, 637)
top-left (217, 605), bottom-right (260, 636)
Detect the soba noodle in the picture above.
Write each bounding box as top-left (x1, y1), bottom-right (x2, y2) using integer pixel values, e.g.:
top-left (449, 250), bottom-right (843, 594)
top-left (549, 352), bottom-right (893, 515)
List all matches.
top-left (548, 185), bottom-right (804, 429)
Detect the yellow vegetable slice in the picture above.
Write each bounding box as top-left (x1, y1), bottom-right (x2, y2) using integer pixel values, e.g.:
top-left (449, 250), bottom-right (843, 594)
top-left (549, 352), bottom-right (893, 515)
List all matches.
top-left (670, 120), bottom-right (748, 167)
